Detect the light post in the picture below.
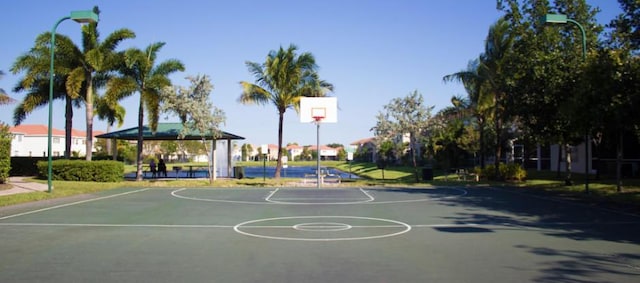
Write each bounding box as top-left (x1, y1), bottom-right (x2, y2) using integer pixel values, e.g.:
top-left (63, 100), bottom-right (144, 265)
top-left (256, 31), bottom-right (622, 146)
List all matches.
top-left (47, 10), bottom-right (99, 193)
top-left (542, 13), bottom-right (590, 193)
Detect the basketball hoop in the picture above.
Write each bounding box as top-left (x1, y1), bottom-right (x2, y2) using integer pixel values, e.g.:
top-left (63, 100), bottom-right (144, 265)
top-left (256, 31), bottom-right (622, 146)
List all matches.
top-left (311, 108), bottom-right (326, 123)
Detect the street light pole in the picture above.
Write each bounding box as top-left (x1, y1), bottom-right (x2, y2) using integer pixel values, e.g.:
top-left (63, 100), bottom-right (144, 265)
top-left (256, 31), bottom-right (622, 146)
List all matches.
top-left (47, 10), bottom-right (99, 193)
top-left (542, 13), bottom-right (589, 193)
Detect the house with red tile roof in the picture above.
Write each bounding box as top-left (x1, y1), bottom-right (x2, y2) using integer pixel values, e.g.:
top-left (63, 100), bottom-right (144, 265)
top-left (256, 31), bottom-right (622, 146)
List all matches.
top-left (350, 137), bottom-right (377, 162)
top-left (307, 145), bottom-right (339, 160)
top-left (286, 144), bottom-right (304, 161)
top-left (9, 124), bottom-right (104, 157)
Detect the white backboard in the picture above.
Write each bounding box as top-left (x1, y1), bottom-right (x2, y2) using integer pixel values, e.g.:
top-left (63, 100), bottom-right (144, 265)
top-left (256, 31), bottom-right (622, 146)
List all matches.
top-left (299, 97), bottom-right (338, 123)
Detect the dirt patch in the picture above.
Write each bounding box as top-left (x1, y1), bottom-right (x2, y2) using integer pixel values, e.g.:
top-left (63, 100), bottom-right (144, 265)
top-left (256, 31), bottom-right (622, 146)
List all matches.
top-left (0, 184), bottom-right (12, 191)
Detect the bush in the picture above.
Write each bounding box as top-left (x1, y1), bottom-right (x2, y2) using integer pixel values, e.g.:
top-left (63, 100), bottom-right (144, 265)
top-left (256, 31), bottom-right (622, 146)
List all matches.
top-left (475, 163), bottom-right (526, 181)
top-left (0, 124), bottom-right (10, 184)
top-left (36, 160), bottom-right (124, 182)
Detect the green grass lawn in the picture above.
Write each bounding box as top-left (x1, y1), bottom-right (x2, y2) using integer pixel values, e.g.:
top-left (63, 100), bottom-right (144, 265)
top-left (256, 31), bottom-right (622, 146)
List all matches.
top-left (2, 161), bottom-right (639, 211)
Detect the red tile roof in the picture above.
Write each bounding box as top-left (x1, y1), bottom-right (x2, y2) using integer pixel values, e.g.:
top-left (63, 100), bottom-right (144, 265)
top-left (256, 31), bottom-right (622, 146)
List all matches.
top-left (10, 124), bottom-right (104, 138)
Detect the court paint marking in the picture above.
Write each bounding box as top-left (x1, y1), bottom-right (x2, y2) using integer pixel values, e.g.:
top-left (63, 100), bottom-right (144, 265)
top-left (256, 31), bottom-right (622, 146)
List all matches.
top-left (233, 216), bottom-right (412, 241)
top-left (265, 188), bottom-right (374, 204)
top-left (293, 222), bottom-right (353, 232)
top-left (0, 188), bottom-right (150, 221)
top-left (368, 188), bottom-right (468, 204)
top-left (1, 221), bottom-right (637, 229)
top-left (0, 223), bottom-right (231, 228)
top-left (170, 187), bottom-right (467, 205)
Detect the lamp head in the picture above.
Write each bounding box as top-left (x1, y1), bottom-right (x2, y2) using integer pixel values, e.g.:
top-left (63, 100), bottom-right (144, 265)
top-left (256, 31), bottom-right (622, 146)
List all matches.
top-left (541, 13), bottom-right (568, 25)
top-left (70, 10), bottom-right (99, 23)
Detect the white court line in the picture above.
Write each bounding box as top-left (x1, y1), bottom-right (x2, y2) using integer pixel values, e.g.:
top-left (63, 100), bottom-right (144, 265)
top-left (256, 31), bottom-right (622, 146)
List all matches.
top-left (2, 221), bottom-right (637, 229)
top-left (0, 188), bottom-right (150, 221)
top-left (0, 223), bottom-right (231, 228)
top-left (171, 187), bottom-right (466, 205)
top-left (265, 188), bottom-right (374, 204)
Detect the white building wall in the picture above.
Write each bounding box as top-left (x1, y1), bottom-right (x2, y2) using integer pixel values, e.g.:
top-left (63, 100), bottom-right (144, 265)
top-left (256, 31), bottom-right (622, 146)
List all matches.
top-left (11, 133), bottom-right (94, 157)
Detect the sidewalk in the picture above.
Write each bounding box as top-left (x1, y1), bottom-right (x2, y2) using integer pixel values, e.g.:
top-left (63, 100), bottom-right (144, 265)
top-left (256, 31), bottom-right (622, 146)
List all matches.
top-left (0, 177), bottom-right (49, 196)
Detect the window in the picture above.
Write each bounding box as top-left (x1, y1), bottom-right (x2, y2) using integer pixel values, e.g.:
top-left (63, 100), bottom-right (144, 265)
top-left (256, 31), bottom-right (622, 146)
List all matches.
top-left (53, 137), bottom-right (60, 144)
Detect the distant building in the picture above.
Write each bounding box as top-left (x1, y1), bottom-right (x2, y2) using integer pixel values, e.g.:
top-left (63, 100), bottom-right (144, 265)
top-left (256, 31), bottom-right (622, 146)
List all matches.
top-left (10, 124), bottom-right (103, 157)
top-left (287, 144), bottom-right (304, 161)
top-left (351, 137), bottom-right (376, 162)
top-left (307, 145), bottom-right (338, 160)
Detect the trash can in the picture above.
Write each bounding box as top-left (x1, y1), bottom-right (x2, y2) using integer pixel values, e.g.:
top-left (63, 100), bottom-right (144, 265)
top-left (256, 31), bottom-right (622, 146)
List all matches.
top-left (422, 166), bottom-right (433, 181)
top-left (233, 166), bottom-right (245, 179)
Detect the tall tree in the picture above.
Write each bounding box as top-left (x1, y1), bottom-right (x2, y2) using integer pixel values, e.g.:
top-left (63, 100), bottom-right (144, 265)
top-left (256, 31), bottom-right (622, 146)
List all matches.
top-left (239, 44), bottom-right (333, 179)
top-left (75, 7), bottom-right (135, 161)
top-left (106, 42), bottom-right (184, 181)
top-left (498, 0), bottom-right (601, 183)
top-left (582, 0), bottom-right (640, 191)
top-left (0, 71), bottom-right (14, 105)
top-left (443, 59), bottom-right (493, 168)
top-left (479, 17), bottom-right (516, 179)
top-left (372, 90), bottom-right (434, 182)
top-left (12, 33), bottom-right (81, 158)
top-left (160, 75), bottom-right (226, 183)
top-left (10, 7), bottom-right (134, 160)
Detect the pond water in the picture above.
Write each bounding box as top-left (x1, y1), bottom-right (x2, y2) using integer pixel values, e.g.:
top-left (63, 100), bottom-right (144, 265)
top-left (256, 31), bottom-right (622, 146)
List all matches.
top-left (242, 166), bottom-right (359, 179)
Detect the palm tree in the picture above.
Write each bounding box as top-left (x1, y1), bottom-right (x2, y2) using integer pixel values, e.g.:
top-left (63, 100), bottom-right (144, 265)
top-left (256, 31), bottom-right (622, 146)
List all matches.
top-left (95, 95), bottom-right (125, 159)
top-left (239, 44), bottom-right (333, 178)
top-left (11, 37), bottom-right (81, 158)
top-left (443, 59), bottom-right (493, 168)
top-left (69, 9), bottom-right (135, 161)
top-left (11, 8), bottom-right (134, 160)
top-left (0, 71), bottom-right (14, 105)
top-left (480, 18), bottom-right (514, 179)
top-left (443, 18), bottom-right (513, 178)
top-left (106, 42), bottom-right (184, 181)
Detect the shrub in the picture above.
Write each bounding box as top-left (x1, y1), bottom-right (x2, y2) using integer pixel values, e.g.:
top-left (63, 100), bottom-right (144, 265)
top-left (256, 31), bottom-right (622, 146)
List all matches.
top-left (10, 157), bottom-right (44, 176)
top-left (0, 123), bottom-right (10, 184)
top-left (37, 160), bottom-right (124, 182)
top-left (475, 163), bottom-right (526, 181)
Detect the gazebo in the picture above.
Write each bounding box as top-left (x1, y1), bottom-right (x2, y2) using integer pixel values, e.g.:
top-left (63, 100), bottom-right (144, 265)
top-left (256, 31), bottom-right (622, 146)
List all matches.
top-left (96, 122), bottom-right (245, 178)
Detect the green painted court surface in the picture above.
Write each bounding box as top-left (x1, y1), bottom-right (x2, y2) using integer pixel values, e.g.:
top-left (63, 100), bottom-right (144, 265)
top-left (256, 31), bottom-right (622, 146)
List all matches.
top-left (1, 187), bottom-right (639, 282)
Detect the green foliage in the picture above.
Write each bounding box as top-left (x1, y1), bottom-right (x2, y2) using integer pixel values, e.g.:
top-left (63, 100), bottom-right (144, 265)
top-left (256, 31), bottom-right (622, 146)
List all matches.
top-left (239, 44), bottom-right (333, 178)
top-left (373, 90), bottom-right (434, 171)
top-left (10, 157), bottom-right (43, 176)
top-left (36, 160), bottom-right (124, 182)
top-left (0, 123), bottom-right (11, 183)
top-left (476, 163), bottom-right (526, 181)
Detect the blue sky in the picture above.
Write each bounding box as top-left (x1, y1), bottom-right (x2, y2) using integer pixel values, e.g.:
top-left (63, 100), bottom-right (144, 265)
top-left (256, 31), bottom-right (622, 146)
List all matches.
top-left (0, 0), bottom-right (622, 147)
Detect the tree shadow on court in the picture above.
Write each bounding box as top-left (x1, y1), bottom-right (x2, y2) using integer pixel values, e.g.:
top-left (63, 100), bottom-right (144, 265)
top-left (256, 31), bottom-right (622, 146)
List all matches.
top-left (435, 187), bottom-right (640, 245)
top-left (514, 244), bottom-right (640, 282)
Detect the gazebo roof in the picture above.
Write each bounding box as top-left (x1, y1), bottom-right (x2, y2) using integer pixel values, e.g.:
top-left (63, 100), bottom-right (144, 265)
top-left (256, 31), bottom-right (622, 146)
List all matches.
top-left (95, 122), bottom-right (245, 141)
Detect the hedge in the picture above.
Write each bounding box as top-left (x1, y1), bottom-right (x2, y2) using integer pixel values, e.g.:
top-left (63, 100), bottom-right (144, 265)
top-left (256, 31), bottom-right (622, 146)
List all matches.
top-left (36, 160), bottom-right (124, 182)
top-left (0, 135), bottom-right (10, 184)
top-left (475, 163), bottom-right (527, 181)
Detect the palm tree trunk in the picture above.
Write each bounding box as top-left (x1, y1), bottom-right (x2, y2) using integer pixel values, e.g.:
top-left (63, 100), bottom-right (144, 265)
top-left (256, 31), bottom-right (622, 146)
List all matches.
top-left (136, 98), bottom-right (144, 181)
top-left (616, 131), bottom-right (623, 192)
top-left (494, 116), bottom-right (502, 180)
top-left (105, 124), bottom-right (112, 158)
top-left (85, 76), bottom-right (94, 161)
top-left (274, 111), bottom-right (284, 179)
top-left (65, 96), bottom-right (73, 159)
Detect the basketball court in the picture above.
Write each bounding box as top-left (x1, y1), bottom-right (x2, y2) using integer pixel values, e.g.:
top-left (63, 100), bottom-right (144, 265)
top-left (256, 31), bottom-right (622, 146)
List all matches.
top-left (1, 186), bottom-right (639, 282)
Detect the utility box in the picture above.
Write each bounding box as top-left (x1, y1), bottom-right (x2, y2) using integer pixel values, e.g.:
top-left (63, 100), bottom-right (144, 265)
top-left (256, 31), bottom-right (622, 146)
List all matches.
top-left (233, 166), bottom-right (245, 179)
